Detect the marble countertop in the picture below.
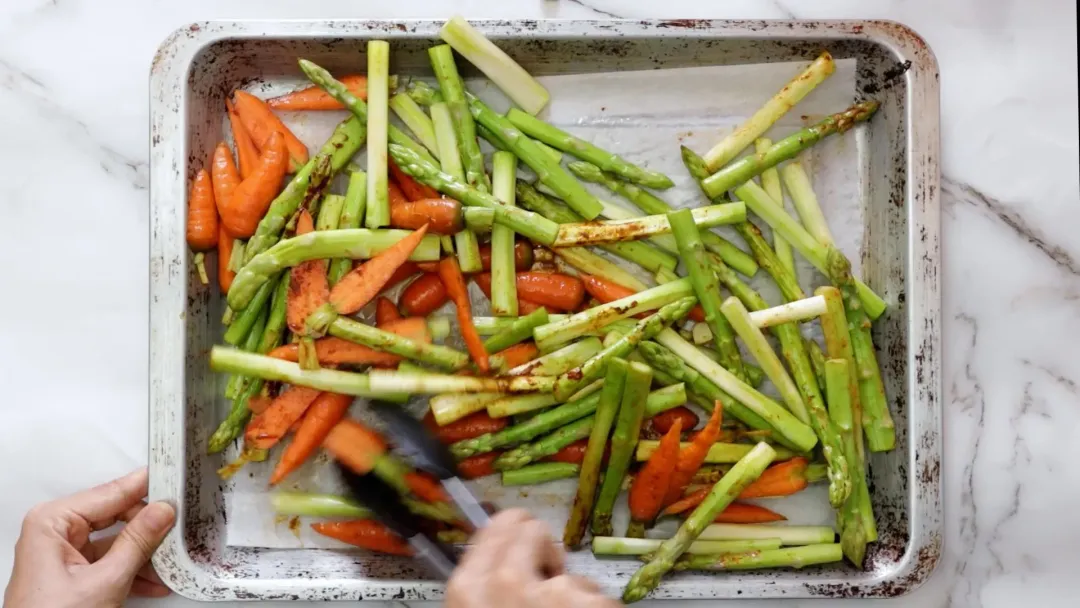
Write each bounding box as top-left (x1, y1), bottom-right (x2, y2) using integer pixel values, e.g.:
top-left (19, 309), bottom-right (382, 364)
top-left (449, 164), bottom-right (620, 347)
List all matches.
top-left (1, 0), bottom-right (1076, 606)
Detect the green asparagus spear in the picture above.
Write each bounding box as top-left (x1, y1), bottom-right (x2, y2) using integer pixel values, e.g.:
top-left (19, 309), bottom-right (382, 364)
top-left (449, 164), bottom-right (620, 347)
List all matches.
top-left (406, 80), bottom-right (443, 106)
top-left (502, 462), bottom-right (581, 486)
top-left (668, 544), bottom-right (843, 571)
top-left (489, 151), bottom-right (519, 315)
top-left (506, 338), bottom-right (602, 377)
top-left (430, 44), bottom-right (489, 192)
top-left (475, 122), bottom-right (564, 163)
top-left (208, 373), bottom-right (265, 454)
top-left (515, 182), bottom-right (677, 273)
top-left (552, 203), bottom-right (745, 248)
top-left (430, 100), bottom-right (483, 273)
top-left (635, 440), bottom-right (795, 464)
top-left (468, 96), bottom-right (603, 220)
top-left (567, 161), bottom-right (757, 277)
top-left (702, 52), bottom-right (836, 171)
top-left (506, 109), bottom-right (673, 189)
top-left (818, 285), bottom-right (864, 454)
top-left (564, 358), bottom-right (628, 547)
top-left (668, 209), bottom-right (746, 382)
top-left (228, 229), bottom-right (441, 310)
top-left (592, 361), bottom-right (652, 537)
top-left (806, 338), bottom-right (828, 391)
top-left (624, 442), bottom-right (776, 602)
top-left (483, 307), bottom-right (548, 353)
top-left (328, 317), bottom-right (470, 371)
top-left (593, 537), bottom-right (782, 557)
top-left (328, 171), bottom-right (368, 286)
top-left (552, 247), bottom-right (648, 292)
top-left (733, 221), bottom-right (806, 302)
top-left (702, 101), bottom-right (878, 197)
top-left (365, 41), bottom-right (390, 229)
top-left (223, 277), bottom-right (276, 346)
top-left (698, 523), bottom-right (836, 545)
top-left (388, 144), bottom-right (560, 245)
top-left (781, 160), bottom-right (834, 246)
top-left (826, 248), bottom-right (895, 452)
top-left (553, 297), bottom-right (696, 401)
top-left (826, 357), bottom-right (873, 566)
top-left (244, 117), bottom-right (366, 263)
top-left (271, 493), bottom-right (372, 519)
top-left (756, 138), bottom-right (796, 276)
top-left (389, 92), bottom-right (439, 156)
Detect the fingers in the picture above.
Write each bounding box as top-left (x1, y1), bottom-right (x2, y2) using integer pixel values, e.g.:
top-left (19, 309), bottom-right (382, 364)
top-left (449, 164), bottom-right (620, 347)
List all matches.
top-left (456, 508), bottom-right (530, 574)
top-left (93, 501), bottom-right (175, 584)
top-left (503, 518), bottom-right (564, 579)
top-left (57, 468), bottom-right (149, 530)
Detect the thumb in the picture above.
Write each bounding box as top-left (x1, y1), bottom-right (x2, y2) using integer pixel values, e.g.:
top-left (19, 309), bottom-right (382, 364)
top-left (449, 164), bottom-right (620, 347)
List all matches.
top-left (96, 501), bottom-right (176, 583)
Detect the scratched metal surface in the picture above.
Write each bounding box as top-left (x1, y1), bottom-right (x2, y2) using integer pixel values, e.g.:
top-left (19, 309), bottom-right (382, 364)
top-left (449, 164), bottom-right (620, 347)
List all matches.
top-left (148, 19), bottom-right (941, 601)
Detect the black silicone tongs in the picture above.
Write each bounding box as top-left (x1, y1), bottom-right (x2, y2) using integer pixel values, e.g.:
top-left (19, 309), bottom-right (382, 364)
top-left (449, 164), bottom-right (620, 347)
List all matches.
top-left (367, 400), bottom-right (492, 531)
top-left (336, 462), bottom-right (459, 579)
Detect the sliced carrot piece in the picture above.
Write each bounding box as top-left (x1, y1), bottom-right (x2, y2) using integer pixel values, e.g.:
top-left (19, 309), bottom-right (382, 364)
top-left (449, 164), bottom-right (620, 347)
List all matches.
top-left (270, 392), bottom-right (354, 485)
top-left (712, 502), bottom-right (787, 524)
top-left (329, 225), bottom-right (431, 315)
top-left (244, 386), bottom-right (322, 450)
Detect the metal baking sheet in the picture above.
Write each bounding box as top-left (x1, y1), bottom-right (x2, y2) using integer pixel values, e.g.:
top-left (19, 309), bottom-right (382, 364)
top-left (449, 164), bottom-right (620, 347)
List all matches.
top-left (149, 19), bottom-right (941, 601)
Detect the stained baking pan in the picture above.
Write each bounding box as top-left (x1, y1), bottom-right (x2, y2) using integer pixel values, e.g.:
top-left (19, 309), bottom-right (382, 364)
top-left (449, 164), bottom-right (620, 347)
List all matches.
top-left (149, 19), bottom-right (940, 601)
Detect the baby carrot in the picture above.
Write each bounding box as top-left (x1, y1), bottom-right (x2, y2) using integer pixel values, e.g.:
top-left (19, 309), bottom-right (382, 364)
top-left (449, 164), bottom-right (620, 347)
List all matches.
top-left (311, 520), bottom-right (412, 555)
top-left (739, 457), bottom-right (811, 499)
top-left (388, 180), bottom-right (409, 208)
top-left (375, 296), bottom-right (403, 326)
top-left (210, 142), bottom-right (241, 214)
top-left (711, 502), bottom-right (787, 524)
top-left (457, 452), bottom-right (501, 479)
top-left (390, 159), bottom-right (440, 200)
top-left (650, 406), bottom-right (699, 435)
top-left (244, 386), bottom-right (322, 451)
top-left (423, 410), bottom-right (508, 444)
top-left (230, 90), bottom-right (309, 171)
top-left (324, 419), bottom-right (387, 475)
top-left (269, 392), bottom-right (354, 485)
top-left (439, 257), bottom-right (489, 372)
top-left (405, 471), bottom-right (450, 503)
top-left (381, 261), bottom-right (422, 294)
top-left (226, 98), bottom-right (260, 180)
top-left (217, 224), bottom-right (236, 293)
top-left (474, 272), bottom-right (584, 312)
top-left (399, 273), bottom-right (448, 317)
top-left (186, 169), bottom-right (218, 285)
top-left (663, 405), bottom-right (724, 507)
top-left (329, 224), bottom-right (431, 315)
top-left (220, 131), bottom-right (289, 238)
top-left (390, 198), bottom-right (464, 235)
top-left (494, 342), bottom-right (540, 370)
top-left (662, 486), bottom-right (709, 516)
top-left (268, 74), bottom-right (369, 111)
top-left (479, 241), bottom-right (534, 273)
top-left (628, 419), bottom-right (682, 536)
top-left (544, 439), bottom-right (589, 465)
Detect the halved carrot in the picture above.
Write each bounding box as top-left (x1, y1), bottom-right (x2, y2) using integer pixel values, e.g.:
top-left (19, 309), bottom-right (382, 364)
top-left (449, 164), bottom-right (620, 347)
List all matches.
top-left (267, 317), bottom-right (431, 366)
top-left (423, 410), bottom-right (508, 444)
top-left (329, 224), bottom-right (431, 315)
top-left (390, 198), bottom-right (463, 235)
top-left (217, 224), bottom-right (236, 293)
top-left (650, 406), bottom-right (699, 435)
top-left (405, 471), bottom-right (450, 503)
top-left (390, 159), bottom-right (440, 200)
top-left (244, 386), bottom-right (322, 450)
top-left (473, 272), bottom-right (584, 311)
top-left (324, 419), bottom-right (387, 475)
top-left (439, 257), bottom-right (488, 373)
top-left (226, 98), bottom-right (260, 180)
top-left (287, 210), bottom-right (329, 367)
top-left (457, 452), bottom-right (501, 479)
top-left (311, 520), bottom-right (411, 555)
top-left (479, 241), bottom-right (533, 272)
top-left (398, 273), bottom-right (448, 317)
top-left (495, 342), bottom-right (540, 370)
top-left (375, 296), bottom-right (402, 326)
top-left (629, 419), bottom-right (682, 528)
top-left (711, 502), bottom-right (786, 524)
top-left (230, 90), bottom-right (309, 171)
top-left (739, 457), bottom-right (811, 499)
top-left (220, 131), bottom-right (289, 238)
top-left (268, 75), bottom-right (369, 111)
top-left (210, 142), bottom-right (241, 213)
top-left (663, 405), bottom-right (724, 507)
top-left (269, 392), bottom-right (354, 485)
top-left (582, 273), bottom-right (705, 322)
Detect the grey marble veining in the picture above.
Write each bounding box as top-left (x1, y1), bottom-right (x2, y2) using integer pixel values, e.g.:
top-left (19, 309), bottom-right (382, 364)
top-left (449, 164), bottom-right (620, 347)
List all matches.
top-left (0, 0), bottom-right (1076, 607)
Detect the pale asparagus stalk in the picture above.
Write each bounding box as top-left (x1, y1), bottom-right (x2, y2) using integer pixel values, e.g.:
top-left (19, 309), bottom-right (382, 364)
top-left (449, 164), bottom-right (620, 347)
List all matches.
top-left (366, 369), bottom-right (553, 395)
top-left (781, 160), bottom-right (834, 246)
top-left (431, 101), bottom-right (483, 273)
top-left (593, 537), bottom-right (782, 556)
top-left (669, 544), bottom-right (843, 571)
top-left (552, 203), bottom-right (746, 247)
top-left (748, 295), bottom-right (826, 328)
top-left (487, 380), bottom-right (603, 419)
top-left (490, 151), bottom-right (519, 316)
top-left (592, 361), bottom-right (652, 536)
top-left (698, 524), bottom-right (837, 546)
top-left (553, 247), bottom-right (649, 292)
top-left (505, 337), bottom-right (602, 377)
top-left (703, 52), bottom-right (836, 171)
top-left (364, 40), bottom-right (390, 229)
top-left (430, 392), bottom-right (504, 426)
top-left (389, 93), bottom-right (439, 156)
top-left (757, 138), bottom-right (796, 276)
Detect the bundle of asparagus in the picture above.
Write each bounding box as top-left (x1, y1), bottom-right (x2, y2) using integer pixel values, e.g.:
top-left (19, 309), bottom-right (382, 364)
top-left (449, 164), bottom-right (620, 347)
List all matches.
top-left (189, 16), bottom-right (895, 600)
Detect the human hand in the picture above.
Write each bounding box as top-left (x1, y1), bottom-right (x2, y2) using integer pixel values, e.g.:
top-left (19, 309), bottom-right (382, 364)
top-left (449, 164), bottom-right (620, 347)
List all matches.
top-left (3, 467), bottom-right (176, 608)
top-left (445, 509), bottom-right (619, 608)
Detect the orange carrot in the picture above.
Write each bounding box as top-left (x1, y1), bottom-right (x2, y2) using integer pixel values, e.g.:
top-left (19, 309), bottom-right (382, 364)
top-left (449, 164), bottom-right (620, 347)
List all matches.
top-left (457, 452), bottom-right (501, 479)
top-left (544, 439), bottom-right (589, 465)
top-left (230, 90), bottom-right (309, 171)
top-left (663, 405), bottom-right (724, 507)
top-left (210, 142), bottom-right (241, 214)
top-left (439, 257), bottom-right (488, 372)
top-left (515, 298), bottom-right (552, 315)
top-left (226, 98), bottom-right (260, 180)
top-left (186, 169), bottom-right (218, 251)
top-left (739, 457), bottom-right (811, 499)
top-left (267, 317), bottom-right (431, 366)
top-left (405, 471), bottom-right (450, 503)
top-left (220, 131), bottom-right (289, 238)
top-left (268, 75), bottom-right (369, 111)
top-left (711, 502), bottom-right (787, 524)
top-left (311, 520), bottom-right (411, 555)
top-left (375, 296), bottom-right (403, 326)
top-left (329, 225), bottom-right (431, 315)
top-left (423, 410), bottom-right (508, 444)
top-left (387, 180), bottom-right (409, 208)
top-left (244, 386), bottom-right (322, 450)
top-left (650, 406), bottom-right (699, 435)
top-left (662, 486), bottom-right (709, 516)
top-left (217, 224), bottom-right (236, 293)
top-left (247, 394), bottom-right (273, 415)
top-left (473, 272), bottom-right (584, 311)
top-left (495, 342), bottom-right (540, 370)
top-left (582, 273), bottom-right (705, 321)
top-left (269, 392), bottom-right (354, 485)
top-left (390, 198), bottom-right (463, 235)
top-left (324, 419), bottom-right (387, 475)
top-left (629, 419), bottom-right (682, 526)
top-left (479, 241), bottom-right (534, 272)
top-left (390, 159), bottom-right (440, 200)
top-left (286, 210), bottom-right (329, 368)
